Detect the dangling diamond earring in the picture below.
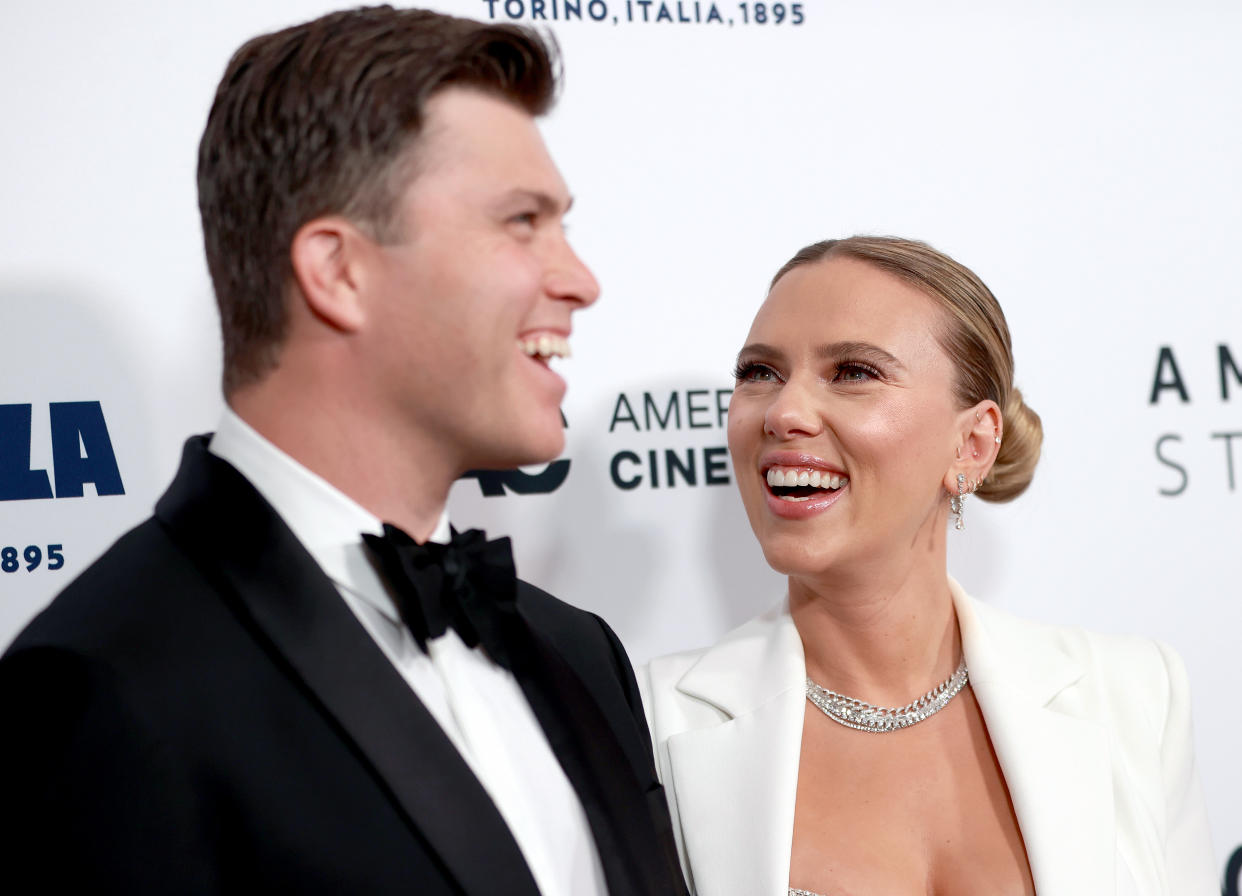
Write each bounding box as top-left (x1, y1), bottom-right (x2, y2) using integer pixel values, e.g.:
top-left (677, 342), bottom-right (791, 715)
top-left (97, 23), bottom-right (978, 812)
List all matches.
top-left (950, 473), bottom-right (967, 530)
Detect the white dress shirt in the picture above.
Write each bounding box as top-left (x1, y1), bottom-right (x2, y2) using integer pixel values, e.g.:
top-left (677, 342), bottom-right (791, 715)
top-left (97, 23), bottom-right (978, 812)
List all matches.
top-left (209, 409), bottom-right (607, 896)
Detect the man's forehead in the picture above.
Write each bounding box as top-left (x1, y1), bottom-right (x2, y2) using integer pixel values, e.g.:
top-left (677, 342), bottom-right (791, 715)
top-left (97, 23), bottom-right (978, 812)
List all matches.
top-left (411, 88), bottom-right (570, 203)
top-left (419, 87), bottom-right (542, 159)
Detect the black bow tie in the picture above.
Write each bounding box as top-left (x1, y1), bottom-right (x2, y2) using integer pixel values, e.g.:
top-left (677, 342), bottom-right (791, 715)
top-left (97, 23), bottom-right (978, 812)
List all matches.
top-left (362, 524), bottom-right (520, 669)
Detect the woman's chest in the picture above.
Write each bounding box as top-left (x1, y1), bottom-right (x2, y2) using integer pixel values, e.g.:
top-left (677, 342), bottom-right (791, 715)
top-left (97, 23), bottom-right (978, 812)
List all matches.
top-left (788, 697), bottom-right (1035, 896)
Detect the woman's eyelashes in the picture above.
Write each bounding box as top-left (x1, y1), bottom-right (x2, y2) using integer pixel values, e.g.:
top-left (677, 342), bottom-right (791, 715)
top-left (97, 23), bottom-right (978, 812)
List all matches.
top-left (732, 358), bottom-right (883, 384)
top-left (733, 360), bottom-right (782, 383)
top-left (832, 360), bottom-right (882, 383)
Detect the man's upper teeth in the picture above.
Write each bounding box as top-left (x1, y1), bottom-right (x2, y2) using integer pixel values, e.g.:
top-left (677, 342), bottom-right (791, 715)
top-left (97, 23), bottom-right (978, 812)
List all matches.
top-left (521, 335), bottom-right (571, 359)
top-left (766, 467), bottom-right (847, 489)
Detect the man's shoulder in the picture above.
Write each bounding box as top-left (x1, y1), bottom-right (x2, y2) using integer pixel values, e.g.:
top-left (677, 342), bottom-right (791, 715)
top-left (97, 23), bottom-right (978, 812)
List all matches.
top-left (514, 578), bottom-right (643, 702)
top-left (515, 579), bottom-right (627, 669)
top-left (515, 578), bottom-right (604, 634)
top-left (6, 516), bottom-right (192, 655)
top-left (0, 512), bottom-right (240, 752)
top-left (1, 506), bottom-right (253, 695)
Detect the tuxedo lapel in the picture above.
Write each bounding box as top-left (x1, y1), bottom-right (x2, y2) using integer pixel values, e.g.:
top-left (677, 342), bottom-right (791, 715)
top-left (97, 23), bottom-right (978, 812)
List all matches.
top-left (664, 606), bottom-right (804, 896)
top-left (155, 437), bottom-right (540, 896)
top-left (953, 583), bottom-right (1116, 896)
top-left (512, 601), bottom-right (684, 896)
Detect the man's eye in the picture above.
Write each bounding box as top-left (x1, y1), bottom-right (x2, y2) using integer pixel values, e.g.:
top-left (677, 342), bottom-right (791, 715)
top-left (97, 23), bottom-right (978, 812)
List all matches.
top-left (510, 212), bottom-right (537, 227)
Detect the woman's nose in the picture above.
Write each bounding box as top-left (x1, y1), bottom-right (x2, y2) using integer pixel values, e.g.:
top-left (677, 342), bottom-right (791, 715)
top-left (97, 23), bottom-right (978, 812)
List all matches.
top-left (763, 380), bottom-right (823, 440)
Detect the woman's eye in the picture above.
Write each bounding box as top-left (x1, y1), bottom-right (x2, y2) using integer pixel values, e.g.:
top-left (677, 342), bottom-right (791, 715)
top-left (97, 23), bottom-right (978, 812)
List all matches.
top-left (733, 362), bottom-right (779, 383)
top-left (509, 211), bottom-right (538, 229)
top-left (834, 363), bottom-right (879, 383)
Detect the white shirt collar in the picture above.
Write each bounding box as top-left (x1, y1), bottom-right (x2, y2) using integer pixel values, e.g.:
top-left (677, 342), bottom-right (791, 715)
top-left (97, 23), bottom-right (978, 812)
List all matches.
top-left (207, 407), bottom-right (451, 624)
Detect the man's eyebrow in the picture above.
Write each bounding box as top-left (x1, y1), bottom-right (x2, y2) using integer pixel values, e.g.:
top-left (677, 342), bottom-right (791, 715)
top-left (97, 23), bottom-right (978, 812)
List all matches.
top-left (503, 188), bottom-right (572, 215)
top-left (816, 340), bottom-right (905, 370)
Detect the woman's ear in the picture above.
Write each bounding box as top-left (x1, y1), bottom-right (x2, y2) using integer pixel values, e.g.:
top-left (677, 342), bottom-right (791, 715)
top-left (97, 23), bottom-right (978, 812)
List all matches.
top-left (288, 216), bottom-right (368, 332)
top-left (944, 401), bottom-right (1002, 494)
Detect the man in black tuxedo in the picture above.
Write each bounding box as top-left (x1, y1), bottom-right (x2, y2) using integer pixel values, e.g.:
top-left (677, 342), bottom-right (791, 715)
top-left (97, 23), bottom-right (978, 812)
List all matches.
top-left (0, 7), bottom-right (686, 894)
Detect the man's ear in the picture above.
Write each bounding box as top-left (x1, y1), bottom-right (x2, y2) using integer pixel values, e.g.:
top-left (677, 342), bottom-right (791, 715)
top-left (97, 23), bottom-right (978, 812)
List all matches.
top-left (288, 216), bottom-right (368, 332)
top-left (943, 400), bottom-right (1003, 493)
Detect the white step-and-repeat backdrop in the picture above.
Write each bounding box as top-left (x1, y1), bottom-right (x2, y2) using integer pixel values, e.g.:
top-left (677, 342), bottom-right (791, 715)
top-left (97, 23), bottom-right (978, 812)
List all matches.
top-left (2, 0), bottom-right (1238, 884)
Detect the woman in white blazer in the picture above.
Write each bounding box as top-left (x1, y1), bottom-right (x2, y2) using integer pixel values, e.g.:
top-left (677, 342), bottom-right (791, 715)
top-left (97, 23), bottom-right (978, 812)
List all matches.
top-left (640, 237), bottom-right (1216, 896)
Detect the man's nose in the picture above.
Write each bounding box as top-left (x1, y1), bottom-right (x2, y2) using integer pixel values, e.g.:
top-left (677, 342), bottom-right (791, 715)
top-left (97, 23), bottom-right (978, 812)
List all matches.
top-left (546, 236), bottom-right (600, 308)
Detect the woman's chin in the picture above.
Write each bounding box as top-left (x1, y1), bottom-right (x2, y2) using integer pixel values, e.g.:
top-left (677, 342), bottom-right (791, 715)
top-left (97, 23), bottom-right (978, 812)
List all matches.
top-left (759, 540), bottom-right (842, 580)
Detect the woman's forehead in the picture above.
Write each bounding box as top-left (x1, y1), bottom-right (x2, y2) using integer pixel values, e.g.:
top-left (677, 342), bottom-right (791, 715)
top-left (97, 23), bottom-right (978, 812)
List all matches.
top-left (753, 256), bottom-right (947, 346)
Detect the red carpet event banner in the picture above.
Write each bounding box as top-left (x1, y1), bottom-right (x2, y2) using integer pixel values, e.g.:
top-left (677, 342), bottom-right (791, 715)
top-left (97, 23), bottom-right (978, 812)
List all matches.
top-left (2, 0), bottom-right (1238, 885)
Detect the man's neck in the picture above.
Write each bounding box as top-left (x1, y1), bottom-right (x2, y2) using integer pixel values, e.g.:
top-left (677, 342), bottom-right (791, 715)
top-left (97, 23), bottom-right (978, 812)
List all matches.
top-left (226, 388), bottom-right (453, 543)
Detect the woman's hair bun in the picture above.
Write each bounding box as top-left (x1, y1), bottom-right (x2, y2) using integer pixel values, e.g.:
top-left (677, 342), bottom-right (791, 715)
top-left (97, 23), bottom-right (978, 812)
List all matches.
top-left (979, 386), bottom-right (1042, 503)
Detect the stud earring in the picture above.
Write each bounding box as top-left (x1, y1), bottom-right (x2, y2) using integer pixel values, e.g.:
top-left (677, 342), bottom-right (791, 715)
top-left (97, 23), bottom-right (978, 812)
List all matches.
top-left (994, 428), bottom-right (1002, 445)
top-left (950, 473), bottom-right (967, 530)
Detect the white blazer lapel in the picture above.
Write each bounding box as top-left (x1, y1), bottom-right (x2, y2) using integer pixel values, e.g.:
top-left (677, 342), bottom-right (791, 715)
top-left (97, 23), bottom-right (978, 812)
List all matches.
top-left (953, 582), bottom-right (1117, 896)
top-left (665, 607), bottom-right (805, 896)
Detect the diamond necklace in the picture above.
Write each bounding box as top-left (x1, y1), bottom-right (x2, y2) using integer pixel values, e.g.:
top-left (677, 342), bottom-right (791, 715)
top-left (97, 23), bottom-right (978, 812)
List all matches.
top-left (804, 658), bottom-right (969, 733)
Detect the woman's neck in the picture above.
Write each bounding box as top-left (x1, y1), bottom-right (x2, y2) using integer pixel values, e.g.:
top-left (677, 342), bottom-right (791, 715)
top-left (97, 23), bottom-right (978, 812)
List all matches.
top-left (789, 555), bottom-right (961, 708)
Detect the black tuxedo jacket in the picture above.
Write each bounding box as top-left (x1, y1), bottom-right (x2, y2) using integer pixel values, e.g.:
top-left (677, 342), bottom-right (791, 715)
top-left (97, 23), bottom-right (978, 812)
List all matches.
top-left (0, 437), bottom-right (687, 895)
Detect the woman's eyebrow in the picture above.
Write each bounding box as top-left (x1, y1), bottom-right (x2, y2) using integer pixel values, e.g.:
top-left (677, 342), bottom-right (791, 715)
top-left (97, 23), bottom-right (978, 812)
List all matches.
top-left (815, 341), bottom-right (905, 370)
top-left (735, 342), bottom-right (786, 363)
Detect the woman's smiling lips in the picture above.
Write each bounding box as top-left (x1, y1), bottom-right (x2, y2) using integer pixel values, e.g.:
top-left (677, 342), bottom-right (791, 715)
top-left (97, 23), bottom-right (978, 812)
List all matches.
top-left (759, 452), bottom-right (849, 519)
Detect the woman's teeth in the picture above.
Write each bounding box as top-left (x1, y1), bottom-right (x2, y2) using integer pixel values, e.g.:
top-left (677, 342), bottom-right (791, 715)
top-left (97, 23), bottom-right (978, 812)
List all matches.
top-left (766, 467), bottom-right (848, 501)
top-left (520, 335), bottom-right (571, 360)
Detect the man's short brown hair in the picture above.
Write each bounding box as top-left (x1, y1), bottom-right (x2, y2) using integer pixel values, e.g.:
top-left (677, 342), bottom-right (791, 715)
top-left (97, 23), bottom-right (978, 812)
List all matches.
top-left (197, 5), bottom-right (558, 394)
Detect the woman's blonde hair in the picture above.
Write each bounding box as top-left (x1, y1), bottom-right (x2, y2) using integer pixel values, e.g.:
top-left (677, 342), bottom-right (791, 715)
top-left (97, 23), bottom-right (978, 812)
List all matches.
top-left (772, 236), bottom-right (1042, 502)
